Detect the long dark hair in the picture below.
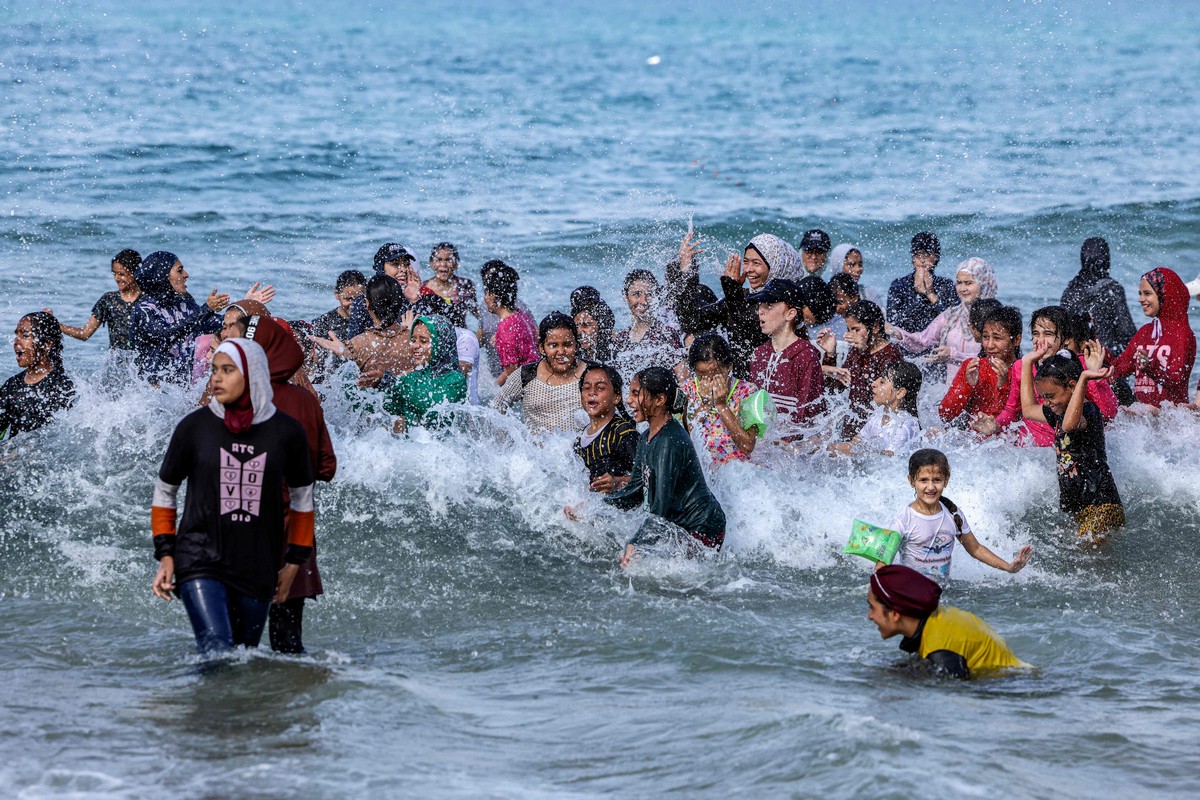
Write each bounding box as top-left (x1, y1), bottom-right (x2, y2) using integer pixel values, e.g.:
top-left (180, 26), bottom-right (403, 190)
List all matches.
top-left (845, 299), bottom-right (885, 349)
top-left (886, 360), bottom-right (922, 419)
top-left (687, 332), bottom-right (734, 371)
top-left (634, 366), bottom-right (687, 417)
top-left (22, 311), bottom-right (65, 371)
top-left (579, 363), bottom-right (633, 423)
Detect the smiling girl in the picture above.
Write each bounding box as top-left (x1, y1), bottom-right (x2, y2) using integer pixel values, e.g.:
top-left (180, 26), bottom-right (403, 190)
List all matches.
top-left (55, 249), bottom-right (142, 352)
top-left (1110, 267), bottom-right (1196, 408)
top-left (384, 315), bottom-right (467, 433)
top-left (818, 300), bottom-right (906, 439)
top-left (574, 363), bottom-right (638, 493)
top-left (0, 312), bottom-right (76, 440)
top-left (1020, 346), bottom-right (1124, 542)
top-left (491, 312), bottom-right (588, 435)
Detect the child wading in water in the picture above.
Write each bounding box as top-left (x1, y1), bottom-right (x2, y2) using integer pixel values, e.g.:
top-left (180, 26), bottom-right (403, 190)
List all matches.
top-left (564, 367), bottom-right (726, 568)
top-left (574, 363), bottom-right (638, 493)
top-left (886, 449), bottom-right (1032, 582)
top-left (1020, 346), bottom-right (1125, 542)
top-left (832, 360), bottom-right (923, 457)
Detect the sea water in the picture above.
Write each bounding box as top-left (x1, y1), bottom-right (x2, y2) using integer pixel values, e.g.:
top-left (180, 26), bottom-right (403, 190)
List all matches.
top-left (1, 1), bottom-right (1199, 797)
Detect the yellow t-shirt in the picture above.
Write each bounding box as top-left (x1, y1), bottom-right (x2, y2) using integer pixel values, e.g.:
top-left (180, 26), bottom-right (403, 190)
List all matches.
top-left (918, 606), bottom-right (1031, 672)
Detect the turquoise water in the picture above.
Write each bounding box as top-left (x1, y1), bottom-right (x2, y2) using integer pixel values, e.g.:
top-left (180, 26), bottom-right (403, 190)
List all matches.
top-left (1, 2), bottom-right (1199, 797)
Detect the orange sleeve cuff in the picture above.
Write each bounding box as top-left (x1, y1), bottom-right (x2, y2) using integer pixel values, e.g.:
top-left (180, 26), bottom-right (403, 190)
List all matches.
top-left (286, 509), bottom-right (315, 549)
top-left (151, 506), bottom-right (177, 537)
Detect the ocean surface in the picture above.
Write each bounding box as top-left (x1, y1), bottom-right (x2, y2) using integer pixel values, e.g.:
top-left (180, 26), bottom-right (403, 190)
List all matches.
top-left (2, 1), bottom-right (1200, 797)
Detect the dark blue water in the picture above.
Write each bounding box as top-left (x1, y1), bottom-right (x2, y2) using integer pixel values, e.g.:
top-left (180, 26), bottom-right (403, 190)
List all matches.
top-left (2, 2), bottom-right (1199, 797)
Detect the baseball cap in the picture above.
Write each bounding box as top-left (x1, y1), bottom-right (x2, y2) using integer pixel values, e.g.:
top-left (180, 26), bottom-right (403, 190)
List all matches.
top-left (799, 229), bottom-right (832, 253)
top-left (373, 242), bottom-right (417, 272)
top-left (746, 278), bottom-right (804, 308)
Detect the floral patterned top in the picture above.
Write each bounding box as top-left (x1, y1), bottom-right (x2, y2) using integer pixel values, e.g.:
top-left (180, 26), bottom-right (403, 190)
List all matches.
top-left (680, 377), bottom-right (759, 464)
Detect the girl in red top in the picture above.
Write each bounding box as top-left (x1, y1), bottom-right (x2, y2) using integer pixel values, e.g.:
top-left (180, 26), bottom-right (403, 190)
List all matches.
top-left (1110, 267), bottom-right (1195, 408)
top-left (940, 305), bottom-right (1020, 432)
top-left (818, 300), bottom-right (906, 439)
top-left (483, 262), bottom-right (538, 385)
top-left (982, 306), bottom-right (1118, 445)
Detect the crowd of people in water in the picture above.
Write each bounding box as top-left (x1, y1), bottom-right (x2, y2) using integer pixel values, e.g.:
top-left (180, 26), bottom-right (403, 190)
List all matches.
top-left (6, 228), bottom-right (1198, 676)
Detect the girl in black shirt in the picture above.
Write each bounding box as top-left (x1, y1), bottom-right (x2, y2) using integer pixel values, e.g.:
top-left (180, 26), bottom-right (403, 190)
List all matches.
top-left (0, 311), bottom-right (75, 440)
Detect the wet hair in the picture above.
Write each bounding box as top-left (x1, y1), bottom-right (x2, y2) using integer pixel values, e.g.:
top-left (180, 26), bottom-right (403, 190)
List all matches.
top-left (828, 272), bottom-right (861, 300)
top-left (1030, 305), bottom-right (1069, 340)
top-left (365, 274), bottom-right (406, 328)
top-left (482, 261), bottom-right (519, 309)
top-left (430, 242), bottom-right (460, 265)
top-left (1062, 309), bottom-right (1097, 349)
top-left (982, 306), bottom-right (1023, 355)
top-left (579, 363), bottom-right (633, 422)
top-left (538, 311), bottom-right (579, 346)
top-left (623, 269), bottom-right (659, 296)
top-left (112, 249), bottom-right (141, 272)
top-left (1036, 353), bottom-right (1082, 388)
top-left (969, 298), bottom-right (1003, 333)
top-left (911, 231), bottom-right (941, 262)
top-left (885, 360), bottom-right (922, 418)
top-left (21, 311), bottom-right (65, 370)
top-left (687, 332), bottom-right (734, 371)
top-left (634, 366), bottom-right (687, 416)
top-left (908, 448), bottom-right (950, 480)
top-left (844, 299), bottom-right (885, 348)
top-left (570, 286), bottom-right (603, 313)
top-left (335, 269), bottom-right (367, 293)
top-left (797, 275), bottom-right (836, 326)
top-left (571, 296), bottom-right (616, 362)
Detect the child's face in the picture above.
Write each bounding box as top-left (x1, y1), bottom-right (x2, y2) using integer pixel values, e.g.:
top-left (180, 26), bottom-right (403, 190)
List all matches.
top-left (908, 465), bottom-right (947, 506)
top-left (1138, 279), bottom-right (1160, 318)
top-left (220, 308), bottom-right (247, 342)
top-left (693, 358), bottom-right (731, 398)
top-left (111, 262), bottom-right (135, 292)
top-left (430, 248), bottom-right (457, 281)
top-left (336, 283), bottom-right (364, 312)
top-left (540, 327), bottom-right (578, 375)
top-left (574, 310), bottom-right (598, 352)
top-left (844, 317), bottom-right (870, 350)
top-left (1030, 317), bottom-right (1062, 356)
top-left (982, 321), bottom-right (1018, 359)
top-left (581, 370), bottom-right (619, 421)
top-left (1037, 377), bottom-right (1075, 416)
top-left (756, 301), bottom-right (796, 337)
top-left (871, 373), bottom-right (904, 408)
top-left (627, 378), bottom-right (645, 423)
top-left (410, 323), bottom-right (434, 365)
top-left (842, 250), bottom-right (863, 280)
top-left (833, 286), bottom-right (858, 316)
top-left (867, 590), bottom-right (904, 639)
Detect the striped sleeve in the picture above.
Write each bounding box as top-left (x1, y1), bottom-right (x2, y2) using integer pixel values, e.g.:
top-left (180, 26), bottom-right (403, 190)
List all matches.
top-left (151, 478), bottom-right (180, 559)
top-left (283, 482), bottom-right (315, 564)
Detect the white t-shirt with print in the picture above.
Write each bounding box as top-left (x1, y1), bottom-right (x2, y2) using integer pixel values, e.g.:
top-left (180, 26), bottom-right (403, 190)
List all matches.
top-left (889, 504), bottom-right (971, 582)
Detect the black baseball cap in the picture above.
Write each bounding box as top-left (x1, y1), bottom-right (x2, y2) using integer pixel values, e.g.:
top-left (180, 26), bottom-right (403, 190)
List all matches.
top-left (373, 242), bottom-right (416, 272)
top-left (799, 229), bottom-right (831, 253)
top-left (746, 278), bottom-right (804, 308)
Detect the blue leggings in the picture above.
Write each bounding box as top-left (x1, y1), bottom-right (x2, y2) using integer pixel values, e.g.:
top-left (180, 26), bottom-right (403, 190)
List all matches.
top-left (179, 578), bottom-right (271, 655)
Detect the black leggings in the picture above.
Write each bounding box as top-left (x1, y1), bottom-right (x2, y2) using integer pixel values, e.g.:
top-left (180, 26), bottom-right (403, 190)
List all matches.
top-left (268, 598), bottom-right (306, 654)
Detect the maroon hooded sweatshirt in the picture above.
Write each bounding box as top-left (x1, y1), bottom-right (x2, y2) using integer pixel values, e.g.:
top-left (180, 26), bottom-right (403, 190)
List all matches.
top-left (1111, 267), bottom-right (1195, 406)
top-left (248, 315), bottom-right (337, 599)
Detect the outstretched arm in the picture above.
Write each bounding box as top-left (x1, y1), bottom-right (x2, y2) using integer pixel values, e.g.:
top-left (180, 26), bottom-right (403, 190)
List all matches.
top-left (958, 532), bottom-right (1032, 573)
top-left (1063, 367), bottom-right (1110, 432)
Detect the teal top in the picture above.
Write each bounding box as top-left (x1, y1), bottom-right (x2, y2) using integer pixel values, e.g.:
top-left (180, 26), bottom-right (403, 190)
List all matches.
top-left (383, 314), bottom-right (466, 428)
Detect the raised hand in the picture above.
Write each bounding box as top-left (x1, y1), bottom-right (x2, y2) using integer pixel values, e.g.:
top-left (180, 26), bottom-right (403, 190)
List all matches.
top-left (816, 328), bottom-right (837, 357)
top-left (964, 358), bottom-right (980, 387)
top-left (1081, 365), bottom-right (1113, 383)
top-left (206, 290), bottom-right (231, 311)
top-left (1008, 544), bottom-right (1033, 573)
top-left (243, 282), bottom-right (276, 305)
top-left (724, 253), bottom-right (744, 285)
top-left (678, 231), bottom-right (703, 273)
top-left (1081, 339), bottom-right (1106, 372)
top-left (312, 330), bottom-right (348, 358)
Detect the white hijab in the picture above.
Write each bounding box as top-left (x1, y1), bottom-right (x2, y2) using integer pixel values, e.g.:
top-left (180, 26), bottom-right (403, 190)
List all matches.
top-left (207, 338), bottom-right (277, 426)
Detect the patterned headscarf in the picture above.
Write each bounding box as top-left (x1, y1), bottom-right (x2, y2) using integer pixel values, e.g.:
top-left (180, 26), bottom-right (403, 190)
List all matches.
top-left (746, 234), bottom-right (802, 282)
top-left (940, 257), bottom-right (998, 343)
